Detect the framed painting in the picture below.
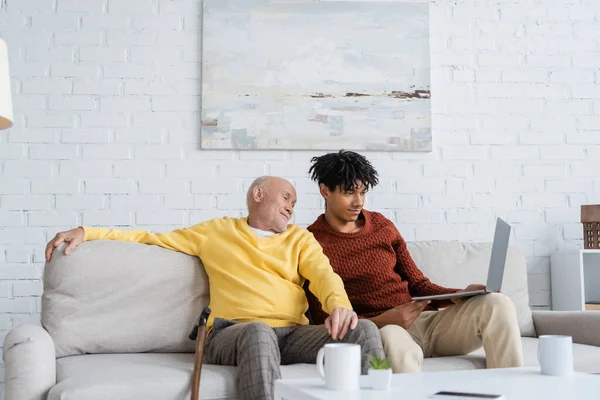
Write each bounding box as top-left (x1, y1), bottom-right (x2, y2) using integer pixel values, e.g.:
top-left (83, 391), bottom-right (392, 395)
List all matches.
top-left (201, 0), bottom-right (431, 151)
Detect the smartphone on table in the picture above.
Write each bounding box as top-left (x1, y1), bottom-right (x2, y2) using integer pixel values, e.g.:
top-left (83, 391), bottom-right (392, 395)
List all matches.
top-left (430, 390), bottom-right (504, 400)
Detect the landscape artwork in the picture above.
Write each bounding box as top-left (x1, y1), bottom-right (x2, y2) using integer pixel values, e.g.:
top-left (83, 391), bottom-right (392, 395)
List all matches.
top-left (201, 0), bottom-right (431, 151)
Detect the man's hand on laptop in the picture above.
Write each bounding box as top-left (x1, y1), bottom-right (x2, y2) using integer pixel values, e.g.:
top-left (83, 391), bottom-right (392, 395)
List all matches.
top-left (325, 307), bottom-right (358, 340)
top-left (451, 284), bottom-right (487, 303)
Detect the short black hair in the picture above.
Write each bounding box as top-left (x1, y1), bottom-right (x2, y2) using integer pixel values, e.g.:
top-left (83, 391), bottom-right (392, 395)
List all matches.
top-left (309, 150), bottom-right (379, 192)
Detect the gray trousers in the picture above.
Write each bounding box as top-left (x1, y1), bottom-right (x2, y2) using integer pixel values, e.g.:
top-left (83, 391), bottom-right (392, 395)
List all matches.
top-left (203, 318), bottom-right (383, 400)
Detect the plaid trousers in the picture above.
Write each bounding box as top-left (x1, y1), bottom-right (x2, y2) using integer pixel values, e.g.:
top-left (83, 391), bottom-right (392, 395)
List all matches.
top-left (203, 318), bottom-right (383, 400)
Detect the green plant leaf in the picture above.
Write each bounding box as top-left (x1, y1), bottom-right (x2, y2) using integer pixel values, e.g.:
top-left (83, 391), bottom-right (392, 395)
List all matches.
top-left (368, 354), bottom-right (391, 370)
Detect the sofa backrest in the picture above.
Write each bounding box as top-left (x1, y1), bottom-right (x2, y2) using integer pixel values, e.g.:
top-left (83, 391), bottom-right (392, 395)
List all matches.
top-left (42, 239), bottom-right (535, 358)
top-left (407, 241), bottom-right (535, 337)
top-left (42, 241), bottom-right (209, 358)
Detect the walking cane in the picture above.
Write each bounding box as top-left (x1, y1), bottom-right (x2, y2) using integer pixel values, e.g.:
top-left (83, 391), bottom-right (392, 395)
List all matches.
top-left (189, 306), bottom-right (211, 400)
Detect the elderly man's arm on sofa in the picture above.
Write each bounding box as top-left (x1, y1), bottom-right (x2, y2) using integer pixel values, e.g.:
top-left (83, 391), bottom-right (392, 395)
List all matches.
top-left (45, 222), bottom-right (211, 262)
top-left (533, 310), bottom-right (600, 347)
top-left (3, 324), bottom-right (56, 400)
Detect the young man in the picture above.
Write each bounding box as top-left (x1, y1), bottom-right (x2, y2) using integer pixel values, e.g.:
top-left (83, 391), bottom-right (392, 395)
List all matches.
top-left (305, 151), bottom-right (523, 373)
top-left (45, 176), bottom-right (383, 400)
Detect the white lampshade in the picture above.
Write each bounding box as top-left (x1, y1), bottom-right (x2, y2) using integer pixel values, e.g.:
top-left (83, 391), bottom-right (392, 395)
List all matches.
top-left (0, 38), bottom-right (14, 130)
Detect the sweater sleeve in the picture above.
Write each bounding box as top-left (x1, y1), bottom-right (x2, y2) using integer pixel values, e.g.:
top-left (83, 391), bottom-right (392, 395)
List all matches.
top-left (392, 230), bottom-right (460, 308)
top-left (303, 282), bottom-right (330, 325)
top-left (83, 222), bottom-right (210, 257)
top-left (298, 232), bottom-right (353, 314)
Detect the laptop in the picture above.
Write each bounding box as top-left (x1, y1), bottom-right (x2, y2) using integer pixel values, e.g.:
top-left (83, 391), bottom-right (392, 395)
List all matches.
top-left (411, 218), bottom-right (511, 302)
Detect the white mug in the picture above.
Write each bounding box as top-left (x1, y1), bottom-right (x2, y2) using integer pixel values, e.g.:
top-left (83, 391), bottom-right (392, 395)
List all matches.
top-left (316, 343), bottom-right (361, 390)
top-left (537, 335), bottom-right (574, 376)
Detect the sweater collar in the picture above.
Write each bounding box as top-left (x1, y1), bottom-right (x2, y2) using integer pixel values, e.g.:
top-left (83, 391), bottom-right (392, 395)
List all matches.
top-left (238, 217), bottom-right (293, 240)
top-left (315, 210), bottom-right (373, 238)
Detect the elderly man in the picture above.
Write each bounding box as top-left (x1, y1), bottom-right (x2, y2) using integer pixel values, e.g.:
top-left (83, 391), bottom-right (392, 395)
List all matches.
top-left (45, 176), bottom-right (383, 400)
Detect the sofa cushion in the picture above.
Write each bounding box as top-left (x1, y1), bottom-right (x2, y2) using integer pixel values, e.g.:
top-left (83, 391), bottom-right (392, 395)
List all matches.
top-left (421, 353), bottom-right (486, 371)
top-left (42, 239), bottom-right (536, 358)
top-left (49, 339), bottom-right (600, 400)
top-left (50, 353), bottom-right (320, 400)
top-left (421, 337), bottom-right (600, 374)
top-left (407, 241), bottom-right (535, 337)
top-left (42, 241), bottom-right (209, 358)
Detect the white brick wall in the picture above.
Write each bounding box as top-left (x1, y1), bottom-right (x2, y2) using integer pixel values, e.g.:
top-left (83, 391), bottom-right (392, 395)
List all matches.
top-left (0, 0), bottom-right (600, 380)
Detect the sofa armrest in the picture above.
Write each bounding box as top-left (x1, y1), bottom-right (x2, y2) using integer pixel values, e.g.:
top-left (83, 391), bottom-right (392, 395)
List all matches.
top-left (3, 324), bottom-right (56, 400)
top-left (532, 310), bottom-right (600, 347)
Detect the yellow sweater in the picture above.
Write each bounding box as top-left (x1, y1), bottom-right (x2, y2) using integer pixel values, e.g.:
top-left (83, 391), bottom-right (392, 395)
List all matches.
top-left (84, 217), bottom-right (352, 330)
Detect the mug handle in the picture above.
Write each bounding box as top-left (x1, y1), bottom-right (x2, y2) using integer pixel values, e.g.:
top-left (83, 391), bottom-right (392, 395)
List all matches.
top-left (316, 348), bottom-right (326, 380)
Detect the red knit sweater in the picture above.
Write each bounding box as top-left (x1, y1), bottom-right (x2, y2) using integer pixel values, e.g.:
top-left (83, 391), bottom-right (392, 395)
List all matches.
top-left (306, 210), bottom-right (459, 324)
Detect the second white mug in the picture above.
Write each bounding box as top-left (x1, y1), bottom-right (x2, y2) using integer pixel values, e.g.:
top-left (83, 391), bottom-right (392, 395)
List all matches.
top-left (538, 335), bottom-right (573, 376)
top-left (316, 343), bottom-right (361, 390)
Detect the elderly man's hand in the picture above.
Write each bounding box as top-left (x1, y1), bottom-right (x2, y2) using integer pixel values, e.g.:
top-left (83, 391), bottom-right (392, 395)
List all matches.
top-left (45, 227), bottom-right (85, 262)
top-left (325, 307), bottom-right (358, 340)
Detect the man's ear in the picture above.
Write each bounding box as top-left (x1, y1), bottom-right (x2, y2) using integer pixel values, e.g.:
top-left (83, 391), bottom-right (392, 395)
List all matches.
top-left (253, 186), bottom-right (265, 203)
top-left (319, 184), bottom-right (330, 199)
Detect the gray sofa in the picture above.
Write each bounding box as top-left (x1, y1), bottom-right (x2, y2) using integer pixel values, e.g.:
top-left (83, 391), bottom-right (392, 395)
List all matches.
top-left (3, 240), bottom-right (600, 400)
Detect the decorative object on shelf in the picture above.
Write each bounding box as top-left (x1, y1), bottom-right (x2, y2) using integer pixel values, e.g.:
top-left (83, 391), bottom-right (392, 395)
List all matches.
top-left (585, 302), bottom-right (600, 311)
top-left (367, 354), bottom-right (392, 390)
top-left (581, 205), bottom-right (600, 249)
top-left (201, 0), bottom-right (431, 151)
top-left (0, 38), bottom-right (14, 130)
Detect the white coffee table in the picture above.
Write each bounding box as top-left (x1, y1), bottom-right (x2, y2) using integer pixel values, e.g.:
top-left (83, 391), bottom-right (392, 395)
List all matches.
top-left (274, 367), bottom-right (600, 400)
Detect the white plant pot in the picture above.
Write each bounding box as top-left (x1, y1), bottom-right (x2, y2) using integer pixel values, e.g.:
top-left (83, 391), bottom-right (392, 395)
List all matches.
top-left (368, 368), bottom-right (392, 390)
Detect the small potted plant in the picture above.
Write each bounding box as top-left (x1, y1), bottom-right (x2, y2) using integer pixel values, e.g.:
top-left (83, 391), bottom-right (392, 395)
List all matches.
top-left (367, 354), bottom-right (392, 390)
